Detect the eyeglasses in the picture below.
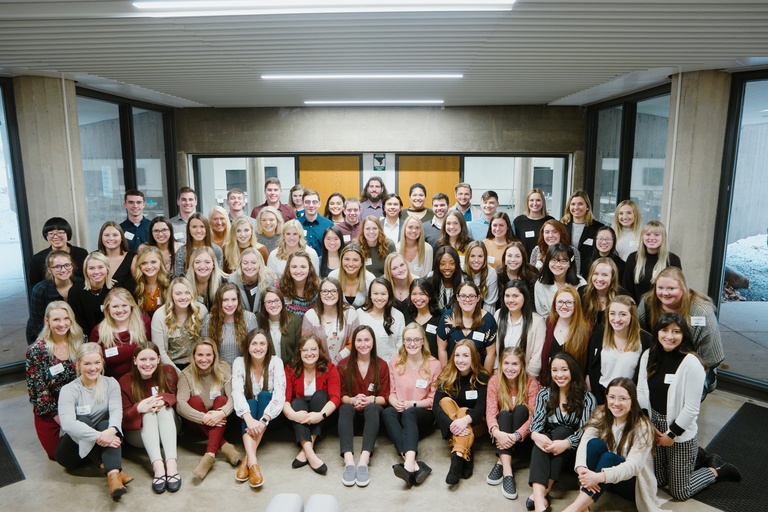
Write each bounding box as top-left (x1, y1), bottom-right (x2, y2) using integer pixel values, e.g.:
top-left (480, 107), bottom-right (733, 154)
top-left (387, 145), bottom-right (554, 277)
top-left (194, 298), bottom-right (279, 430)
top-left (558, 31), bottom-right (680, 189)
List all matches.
top-left (50, 263), bottom-right (73, 271)
top-left (606, 395), bottom-right (630, 403)
top-left (596, 237), bottom-right (613, 243)
top-left (304, 200), bottom-right (320, 205)
top-left (152, 228), bottom-right (170, 234)
top-left (264, 299), bottom-right (282, 306)
top-left (403, 337), bottom-right (423, 346)
top-left (551, 258), bottom-right (570, 266)
top-left (46, 230), bottom-right (67, 239)
top-left (320, 289), bottom-right (339, 296)
top-left (555, 300), bottom-right (575, 307)
top-left (457, 294), bottom-right (478, 301)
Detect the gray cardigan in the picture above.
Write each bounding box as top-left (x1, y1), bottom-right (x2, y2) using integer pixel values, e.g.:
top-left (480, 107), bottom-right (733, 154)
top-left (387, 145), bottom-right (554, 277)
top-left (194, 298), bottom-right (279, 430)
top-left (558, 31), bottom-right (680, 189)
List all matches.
top-left (58, 376), bottom-right (123, 457)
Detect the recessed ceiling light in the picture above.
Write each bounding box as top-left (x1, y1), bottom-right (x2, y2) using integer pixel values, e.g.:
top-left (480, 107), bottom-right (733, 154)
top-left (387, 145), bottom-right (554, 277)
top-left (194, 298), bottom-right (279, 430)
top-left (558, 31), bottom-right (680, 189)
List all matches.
top-left (263, 74), bottom-right (462, 80)
top-left (305, 100), bottom-right (444, 105)
top-left (133, 1), bottom-right (515, 16)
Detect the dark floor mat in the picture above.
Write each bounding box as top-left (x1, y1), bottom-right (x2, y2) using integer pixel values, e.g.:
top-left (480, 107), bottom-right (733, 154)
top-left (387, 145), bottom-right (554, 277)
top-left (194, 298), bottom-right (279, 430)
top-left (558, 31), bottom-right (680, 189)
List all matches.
top-left (693, 402), bottom-right (768, 511)
top-left (0, 427), bottom-right (25, 488)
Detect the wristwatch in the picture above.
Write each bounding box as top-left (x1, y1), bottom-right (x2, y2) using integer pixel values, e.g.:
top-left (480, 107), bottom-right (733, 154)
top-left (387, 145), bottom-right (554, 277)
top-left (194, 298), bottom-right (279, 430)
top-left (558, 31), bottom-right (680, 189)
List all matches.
top-left (322, 412), bottom-right (327, 419)
top-left (666, 431), bottom-right (676, 439)
top-left (260, 417), bottom-right (269, 425)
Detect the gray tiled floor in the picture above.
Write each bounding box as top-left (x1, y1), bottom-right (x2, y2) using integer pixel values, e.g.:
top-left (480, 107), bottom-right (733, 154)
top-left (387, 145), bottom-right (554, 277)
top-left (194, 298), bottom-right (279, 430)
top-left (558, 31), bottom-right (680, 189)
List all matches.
top-left (0, 379), bottom-right (763, 512)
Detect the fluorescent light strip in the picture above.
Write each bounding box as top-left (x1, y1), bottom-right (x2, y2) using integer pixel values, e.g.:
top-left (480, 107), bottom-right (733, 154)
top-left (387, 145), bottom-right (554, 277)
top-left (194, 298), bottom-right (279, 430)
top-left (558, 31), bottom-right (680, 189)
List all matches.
top-left (263, 74), bottom-right (462, 80)
top-left (305, 100), bottom-right (444, 105)
top-left (133, 1), bottom-right (514, 14)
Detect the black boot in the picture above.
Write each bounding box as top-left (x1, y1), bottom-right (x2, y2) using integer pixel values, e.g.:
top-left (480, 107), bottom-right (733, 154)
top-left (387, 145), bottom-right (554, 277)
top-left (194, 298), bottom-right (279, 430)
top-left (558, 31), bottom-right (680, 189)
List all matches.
top-left (461, 451), bottom-right (474, 479)
top-left (446, 453), bottom-right (463, 485)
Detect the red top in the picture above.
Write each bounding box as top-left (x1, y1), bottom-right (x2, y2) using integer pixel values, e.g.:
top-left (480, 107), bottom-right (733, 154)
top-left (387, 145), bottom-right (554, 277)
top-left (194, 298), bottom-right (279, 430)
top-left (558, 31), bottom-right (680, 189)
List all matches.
top-left (336, 356), bottom-right (390, 399)
top-left (89, 315), bottom-right (152, 380)
top-left (284, 362), bottom-right (341, 407)
top-left (118, 365), bottom-right (178, 431)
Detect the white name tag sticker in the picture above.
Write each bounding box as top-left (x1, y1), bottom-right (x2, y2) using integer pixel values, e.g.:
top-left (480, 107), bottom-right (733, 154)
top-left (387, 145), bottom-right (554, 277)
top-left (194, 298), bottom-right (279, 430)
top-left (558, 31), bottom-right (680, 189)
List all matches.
top-left (157, 296), bottom-right (162, 305)
top-left (124, 231), bottom-right (135, 241)
top-left (303, 230), bottom-right (308, 237)
top-left (458, 256), bottom-right (465, 268)
top-left (525, 231), bottom-right (535, 238)
top-left (174, 232), bottom-right (184, 240)
top-left (664, 374), bottom-right (675, 385)
top-left (249, 286), bottom-right (258, 296)
top-left (425, 324), bottom-right (437, 334)
top-left (465, 390), bottom-right (478, 400)
top-left (415, 379), bottom-right (428, 389)
top-left (209, 390), bottom-right (220, 400)
top-left (690, 316), bottom-right (706, 327)
top-left (487, 256), bottom-right (495, 264)
top-left (472, 331), bottom-right (485, 342)
top-left (76, 405), bottom-right (92, 415)
top-left (197, 296), bottom-right (205, 304)
top-left (365, 258), bottom-right (373, 266)
top-left (151, 386), bottom-right (159, 396)
top-left (368, 383), bottom-right (375, 392)
top-left (49, 363), bottom-right (64, 376)
top-left (100, 305), bottom-right (104, 312)
top-left (343, 235), bottom-right (351, 243)
top-left (105, 347), bottom-right (119, 358)
top-left (583, 238), bottom-right (594, 246)
top-left (629, 241), bottom-right (638, 247)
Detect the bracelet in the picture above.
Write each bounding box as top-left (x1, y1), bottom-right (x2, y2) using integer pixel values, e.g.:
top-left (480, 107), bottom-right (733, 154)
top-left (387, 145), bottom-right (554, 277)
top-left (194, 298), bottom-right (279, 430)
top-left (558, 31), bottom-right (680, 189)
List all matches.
top-left (413, 402), bottom-right (417, 409)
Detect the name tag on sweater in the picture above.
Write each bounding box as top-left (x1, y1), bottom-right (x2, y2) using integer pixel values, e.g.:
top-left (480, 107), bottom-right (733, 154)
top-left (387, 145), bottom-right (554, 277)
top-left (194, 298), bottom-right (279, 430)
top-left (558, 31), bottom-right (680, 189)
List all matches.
top-left (690, 316), bottom-right (706, 326)
top-left (49, 363), bottom-right (64, 376)
top-left (465, 390), bottom-right (478, 400)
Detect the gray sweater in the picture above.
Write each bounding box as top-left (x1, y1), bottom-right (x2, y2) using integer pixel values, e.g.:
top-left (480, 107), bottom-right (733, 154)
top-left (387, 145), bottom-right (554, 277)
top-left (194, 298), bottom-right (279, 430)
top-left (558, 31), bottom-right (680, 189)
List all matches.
top-left (58, 376), bottom-right (123, 457)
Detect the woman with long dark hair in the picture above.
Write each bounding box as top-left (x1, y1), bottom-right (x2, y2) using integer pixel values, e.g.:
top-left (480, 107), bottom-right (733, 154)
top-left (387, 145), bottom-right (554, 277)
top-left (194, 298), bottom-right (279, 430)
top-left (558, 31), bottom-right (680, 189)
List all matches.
top-left (534, 243), bottom-right (587, 316)
top-left (483, 211), bottom-right (517, 270)
top-left (357, 277), bottom-right (406, 363)
top-left (302, 277), bottom-right (359, 364)
top-left (97, 221), bottom-right (137, 292)
top-left (494, 280), bottom-right (546, 378)
top-left (337, 325), bottom-right (390, 487)
top-left (173, 213), bottom-right (224, 276)
top-left (201, 282), bottom-right (258, 366)
top-left (404, 278), bottom-right (442, 357)
top-left (357, 216), bottom-right (396, 277)
top-left (528, 352), bottom-right (596, 512)
top-left (279, 250), bottom-right (320, 317)
top-left (147, 216), bottom-right (178, 273)
top-left (319, 225), bottom-right (346, 277)
top-left (637, 313), bottom-right (740, 501)
top-left (496, 242), bottom-right (539, 306)
top-left (429, 245), bottom-right (465, 311)
top-left (231, 328), bottom-right (286, 488)
top-left (464, 240), bottom-right (498, 313)
top-left (282, 334), bottom-right (341, 475)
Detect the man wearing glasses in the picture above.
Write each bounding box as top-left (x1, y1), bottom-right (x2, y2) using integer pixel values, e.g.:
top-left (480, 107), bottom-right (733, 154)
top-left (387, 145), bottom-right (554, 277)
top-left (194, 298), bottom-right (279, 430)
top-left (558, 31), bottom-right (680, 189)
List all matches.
top-left (30, 217), bottom-right (88, 287)
top-left (299, 189), bottom-right (333, 256)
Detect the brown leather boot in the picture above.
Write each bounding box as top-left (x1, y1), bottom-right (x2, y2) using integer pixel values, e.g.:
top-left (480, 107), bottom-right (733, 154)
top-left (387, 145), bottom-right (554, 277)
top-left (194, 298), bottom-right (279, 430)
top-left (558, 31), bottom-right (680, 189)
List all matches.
top-left (107, 470), bottom-right (127, 500)
top-left (120, 470), bottom-right (134, 486)
top-left (236, 456), bottom-right (249, 483)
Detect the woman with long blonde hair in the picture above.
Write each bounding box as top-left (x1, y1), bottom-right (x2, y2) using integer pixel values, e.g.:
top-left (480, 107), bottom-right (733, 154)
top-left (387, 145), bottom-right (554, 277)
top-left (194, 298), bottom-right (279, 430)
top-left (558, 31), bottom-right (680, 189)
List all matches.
top-left (209, 206), bottom-right (231, 252)
top-left (396, 215), bottom-right (433, 278)
top-left (176, 338), bottom-right (241, 481)
top-left (433, 340), bottom-right (489, 486)
top-left (611, 200), bottom-right (642, 261)
top-left (328, 244), bottom-right (376, 308)
top-left (581, 257), bottom-right (623, 325)
top-left (621, 221), bottom-right (681, 302)
top-left (133, 245), bottom-right (170, 317)
top-left (485, 347), bottom-right (540, 500)
top-left (266, 218), bottom-right (320, 278)
top-left (228, 247), bottom-right (278, 314)
top-left (513, 188), bottom-right (555, 258)
top-left (151, 276), bottom-right (207, 374)
top-left (69, 251), bottom-right (114, 337)
top-left (255, 205), bottom-right (284, 254)
top-left (381, 323), bottom-right (443, 488)
top-left (224, 216), bottom-right (269, 274)
top-left (185, 246), bottom-right (227, 309)
top-left (91, 287), bottom-right (151, 379)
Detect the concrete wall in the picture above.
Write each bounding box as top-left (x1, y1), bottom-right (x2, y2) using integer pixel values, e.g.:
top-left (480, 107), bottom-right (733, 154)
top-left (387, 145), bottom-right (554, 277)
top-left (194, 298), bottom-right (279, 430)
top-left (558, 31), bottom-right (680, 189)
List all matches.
top-left (13, 76), bottom-right (86, 252)
top-left (663, 70), bottom-right (732, 293)
top-left (174, 105), bottom-right (587, 186)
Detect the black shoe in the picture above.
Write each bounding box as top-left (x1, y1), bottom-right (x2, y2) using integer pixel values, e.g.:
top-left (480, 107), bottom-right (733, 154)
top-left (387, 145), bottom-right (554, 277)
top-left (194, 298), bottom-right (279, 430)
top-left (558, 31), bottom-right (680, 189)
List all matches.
top-left (310, 462), bottom-right (328, 475)
top-left (414, 460), bottom-right (432, 485)
top-left (695, 446), bottom-right (708, 469)
top-left (461, 454), bottom-right (473, 479)
top-left (486, 463), bottom-right (503, 485)
top-left (292, 457), bottom-right (309, 469)
top-left (502, 475), bottom-right (518, 500)
top-left (705, 453), bottom-right (725, 469)
top-left (715, 462), bottom-right (742, 483)
top-left (526, 494), bottom-right (548, 511)
top-left (152, 476), bottom-right (167, 494)
top-left (446, 454), bottom-right (463, 485)
top-left (393, 463), bottom-right (414, 489)
top-left (166, 473), bottom-right (181, 492)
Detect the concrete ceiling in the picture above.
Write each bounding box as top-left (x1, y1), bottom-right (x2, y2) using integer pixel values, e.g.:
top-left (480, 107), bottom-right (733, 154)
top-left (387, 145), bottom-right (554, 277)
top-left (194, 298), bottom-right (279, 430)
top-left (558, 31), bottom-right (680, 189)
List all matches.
top-left (1, 0), bottom-right (767, 109)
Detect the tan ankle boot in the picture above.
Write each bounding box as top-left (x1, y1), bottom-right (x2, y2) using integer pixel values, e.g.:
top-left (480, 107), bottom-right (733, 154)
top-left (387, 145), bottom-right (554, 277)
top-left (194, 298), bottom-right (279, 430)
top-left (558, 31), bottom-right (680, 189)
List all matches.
top-left (193, 454), bottom-right (215, 480)
top-left (120, 470), bottom-right (134, 486)
top-left (220, 442), bottom-right (242, 466)
top-left (107, 470), bottom-right (127, 500)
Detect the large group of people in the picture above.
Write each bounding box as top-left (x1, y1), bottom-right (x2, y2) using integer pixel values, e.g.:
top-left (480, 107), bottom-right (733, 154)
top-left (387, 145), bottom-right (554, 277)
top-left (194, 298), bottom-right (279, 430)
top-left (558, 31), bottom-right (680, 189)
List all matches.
top-left (25, 177), bottom-right (740, 509)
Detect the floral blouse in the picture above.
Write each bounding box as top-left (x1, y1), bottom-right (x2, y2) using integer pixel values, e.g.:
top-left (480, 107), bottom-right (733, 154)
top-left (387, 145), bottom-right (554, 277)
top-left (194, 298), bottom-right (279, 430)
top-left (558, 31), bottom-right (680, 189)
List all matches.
top-left (26, 340), bottom-right (78, 417)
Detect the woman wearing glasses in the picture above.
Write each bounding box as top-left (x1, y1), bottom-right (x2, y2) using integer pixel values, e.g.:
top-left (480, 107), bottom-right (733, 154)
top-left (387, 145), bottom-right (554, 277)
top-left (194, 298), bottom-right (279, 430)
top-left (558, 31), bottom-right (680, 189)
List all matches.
top-left (302, 278), bottom-right (360, 365)
top-left (534, 243), bottom-right (587, 317)
top-left (437, 281), bottom-right (498, 374)
top-left (27, 250), bottom-right (82, 345)
top-left (146, 217), bottom-right (177, 273)
top-left (30, 217), bottom-right (88, 287)
top-left (256, 287), bottom-right (302, 363)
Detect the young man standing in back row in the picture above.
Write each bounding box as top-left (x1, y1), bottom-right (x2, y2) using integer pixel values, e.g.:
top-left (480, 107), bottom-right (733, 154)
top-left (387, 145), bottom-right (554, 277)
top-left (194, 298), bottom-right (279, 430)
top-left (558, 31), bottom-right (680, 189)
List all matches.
top-left (120, 189), bottom-right (150, 253)
top-left (250, 177), bottom-right (296, 223)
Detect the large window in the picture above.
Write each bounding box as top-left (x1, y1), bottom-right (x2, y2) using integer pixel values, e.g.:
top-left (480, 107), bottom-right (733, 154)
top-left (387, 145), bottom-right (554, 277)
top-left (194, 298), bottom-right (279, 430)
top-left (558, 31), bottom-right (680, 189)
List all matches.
top-left (713, 73), bottom-right (768, 384)
top-left (0, 80), bottom-right (31, 367)
top-left (77, 91), bottom-right (173, 248)
top-left (586, 86), bottom-right (671, 226)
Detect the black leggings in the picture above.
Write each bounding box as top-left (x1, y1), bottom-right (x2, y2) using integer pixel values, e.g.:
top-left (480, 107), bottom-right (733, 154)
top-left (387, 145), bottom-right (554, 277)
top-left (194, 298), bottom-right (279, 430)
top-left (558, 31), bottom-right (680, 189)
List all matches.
top-left (381, 407), bottom-right (434, 455)
top-left (528, 425), bottom-right (575, 485)
top-left (338, 403), bottom-right (383, 456)
top-left (55, 418), bottom-right (122, 474)
top-left (290, 390), bottom-right (331, 444)
top-left (496, 404), bottom-right (529, 456)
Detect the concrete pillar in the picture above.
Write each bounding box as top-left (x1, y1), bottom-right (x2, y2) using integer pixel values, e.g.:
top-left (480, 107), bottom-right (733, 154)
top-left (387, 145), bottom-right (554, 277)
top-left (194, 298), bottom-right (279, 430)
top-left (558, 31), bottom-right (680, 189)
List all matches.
top-left (514, 157), bottom-right (533, 217)
top-left (13, 76), bottom-right (86, 251)
top-left (663, 70), bottom-right (731, 293)
top-left (247, 157), bottom-right (265, 206)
